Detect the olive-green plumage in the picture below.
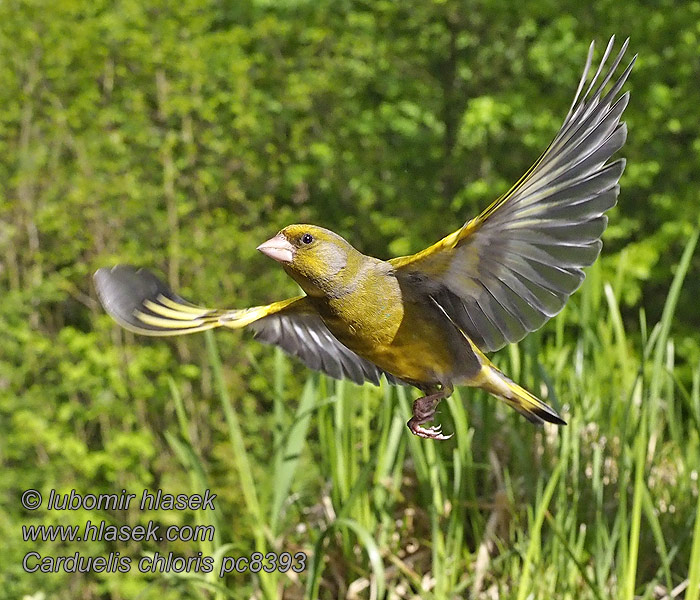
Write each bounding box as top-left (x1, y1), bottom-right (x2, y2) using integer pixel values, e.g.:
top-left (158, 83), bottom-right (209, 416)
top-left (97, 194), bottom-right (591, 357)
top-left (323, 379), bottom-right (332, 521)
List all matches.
top-left (94, 38), bottom-right (635, 439)
top-left (278, 225), bottom-right (480, 387)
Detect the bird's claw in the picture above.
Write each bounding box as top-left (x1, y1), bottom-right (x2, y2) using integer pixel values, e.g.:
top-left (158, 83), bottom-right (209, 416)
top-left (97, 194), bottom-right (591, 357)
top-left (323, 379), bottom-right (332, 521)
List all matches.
top-left (407, 387), bottom-right (454, 440)
top-left (407, 419), bottom-right (453, 441)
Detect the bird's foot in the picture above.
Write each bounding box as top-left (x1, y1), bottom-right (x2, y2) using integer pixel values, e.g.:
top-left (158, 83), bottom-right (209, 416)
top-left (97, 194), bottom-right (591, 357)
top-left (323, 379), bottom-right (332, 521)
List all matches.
top-left (408, 419), bottom-right (453, 440)
top-left (407, 386), bottom-right (454, 440)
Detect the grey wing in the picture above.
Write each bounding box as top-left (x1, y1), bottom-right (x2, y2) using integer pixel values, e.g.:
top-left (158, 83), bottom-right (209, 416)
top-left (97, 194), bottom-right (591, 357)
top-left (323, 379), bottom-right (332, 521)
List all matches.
top-left (249, 310), bottom-right (403, 386)
top-left (94, 265), bottom-right (399, 386)
top-left (393, 37), bottom-right (635, 352)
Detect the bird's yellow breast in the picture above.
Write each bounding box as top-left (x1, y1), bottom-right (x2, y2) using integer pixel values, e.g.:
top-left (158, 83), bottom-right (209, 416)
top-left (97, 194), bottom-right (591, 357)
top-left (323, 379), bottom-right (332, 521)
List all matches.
top-left (311, 272), bottom-right (466, 385)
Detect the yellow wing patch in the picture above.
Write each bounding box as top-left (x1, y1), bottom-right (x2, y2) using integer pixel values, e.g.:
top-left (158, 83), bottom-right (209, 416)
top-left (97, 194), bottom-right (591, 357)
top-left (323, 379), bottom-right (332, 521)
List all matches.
top-left (134, 294), bottom-right (307, 334)
top-left (94, 264), bottom-right (309, 337)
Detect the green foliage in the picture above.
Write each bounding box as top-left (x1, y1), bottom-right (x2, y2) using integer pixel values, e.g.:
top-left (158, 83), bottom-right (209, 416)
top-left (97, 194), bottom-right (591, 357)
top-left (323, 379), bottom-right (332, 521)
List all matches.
top-left (2, 0), bottom-right (700, 598)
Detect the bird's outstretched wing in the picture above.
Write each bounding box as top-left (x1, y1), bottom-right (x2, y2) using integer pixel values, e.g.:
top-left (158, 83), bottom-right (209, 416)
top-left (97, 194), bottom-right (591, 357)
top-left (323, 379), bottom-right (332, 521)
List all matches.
top-left (390, 37), bottom-right (636, 352)
top-left (94, 265), bottom-right (396, 386)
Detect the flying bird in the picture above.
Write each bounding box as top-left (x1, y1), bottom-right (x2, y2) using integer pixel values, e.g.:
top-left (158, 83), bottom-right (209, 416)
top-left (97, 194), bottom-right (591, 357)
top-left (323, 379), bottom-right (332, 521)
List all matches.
top-left (95, 37), bottom-right (635, 440)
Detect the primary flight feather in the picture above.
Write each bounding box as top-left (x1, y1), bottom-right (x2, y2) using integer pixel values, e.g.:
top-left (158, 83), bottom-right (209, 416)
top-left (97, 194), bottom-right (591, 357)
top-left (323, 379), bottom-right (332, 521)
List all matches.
top-left (95, 37), bottom-right (635, 439)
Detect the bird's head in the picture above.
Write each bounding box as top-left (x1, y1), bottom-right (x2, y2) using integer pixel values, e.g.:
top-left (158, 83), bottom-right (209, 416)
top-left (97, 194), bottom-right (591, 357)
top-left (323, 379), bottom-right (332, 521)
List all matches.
top-left (257, 224), bottom-right (362, 297)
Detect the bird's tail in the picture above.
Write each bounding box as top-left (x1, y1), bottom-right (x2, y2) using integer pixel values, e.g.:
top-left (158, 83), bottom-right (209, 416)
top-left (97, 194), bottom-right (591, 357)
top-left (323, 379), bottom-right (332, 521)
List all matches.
top-left (454, 331), bottom-right (566, 425)
top-left (472, 362), bottom-right (566, 426)
top-left (435, 305), bottom-right (567, 426)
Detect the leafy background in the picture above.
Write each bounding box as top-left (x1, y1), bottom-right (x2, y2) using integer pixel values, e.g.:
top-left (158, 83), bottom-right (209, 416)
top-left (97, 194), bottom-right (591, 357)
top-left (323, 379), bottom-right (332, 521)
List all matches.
top-left (2, 0), bottom-right (700, 598)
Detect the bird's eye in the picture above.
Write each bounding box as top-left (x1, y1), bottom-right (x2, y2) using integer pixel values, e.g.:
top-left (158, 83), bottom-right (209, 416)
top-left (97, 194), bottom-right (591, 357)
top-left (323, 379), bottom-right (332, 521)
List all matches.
top-left (301, 233), bottom-right (313, 245)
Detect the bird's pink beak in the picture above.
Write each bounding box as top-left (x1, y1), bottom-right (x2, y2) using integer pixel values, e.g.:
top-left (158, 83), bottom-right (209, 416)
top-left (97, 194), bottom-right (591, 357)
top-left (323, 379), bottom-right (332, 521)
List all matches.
top-left (257, 233), bottom-right (295, 263)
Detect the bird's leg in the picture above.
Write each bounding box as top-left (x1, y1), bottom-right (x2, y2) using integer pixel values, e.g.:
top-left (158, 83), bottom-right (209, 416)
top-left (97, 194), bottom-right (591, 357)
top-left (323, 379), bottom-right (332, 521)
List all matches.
top-left (407, 383), bottom-right (454, 440)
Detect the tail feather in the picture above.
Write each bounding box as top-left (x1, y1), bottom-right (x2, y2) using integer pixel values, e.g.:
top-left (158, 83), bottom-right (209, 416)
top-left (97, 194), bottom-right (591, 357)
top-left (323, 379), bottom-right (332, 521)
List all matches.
top-left (434, 300), bottom-right (567, 425)
top-left (478, 365), bottom-right (566, 426)
top-left (501, 381), bottom-right (566, 425)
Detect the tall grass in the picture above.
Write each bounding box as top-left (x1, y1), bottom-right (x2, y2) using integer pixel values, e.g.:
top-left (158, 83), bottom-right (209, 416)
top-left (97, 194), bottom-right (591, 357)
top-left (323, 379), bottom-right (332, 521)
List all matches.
top-left (164, 229), bottom-right (700, 599)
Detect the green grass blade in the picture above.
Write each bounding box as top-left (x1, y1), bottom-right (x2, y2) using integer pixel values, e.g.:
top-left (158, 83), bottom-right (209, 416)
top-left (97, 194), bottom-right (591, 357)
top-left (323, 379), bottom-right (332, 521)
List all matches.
top-left (205, 331), bottom-right (277, 598)
top-left (271, 377), bottom-right (315, 534)
top-left (623, 411), bottom-right (647, 600)
top-left (650, 228), bottom-right (699, 405)
top-left (687, 487), bottom-right (700, 600)
top-left (641, 480), bottom-right (673, 591)
top-left (516, 459), bottom-right (563, 600)
top-left (306, 517), bottom-right (386, 600)
top-left (544, 512), bottom-right (605, 600)
top-left (205, 331), bottom-right (264, 528)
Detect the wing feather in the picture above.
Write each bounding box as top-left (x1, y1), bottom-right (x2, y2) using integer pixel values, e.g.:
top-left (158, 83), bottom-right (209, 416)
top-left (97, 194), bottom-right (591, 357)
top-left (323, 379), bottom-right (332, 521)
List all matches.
top-left (94, 265), bottom-right (396, 386)
top-left (391, 38), bottom-right (635, 352)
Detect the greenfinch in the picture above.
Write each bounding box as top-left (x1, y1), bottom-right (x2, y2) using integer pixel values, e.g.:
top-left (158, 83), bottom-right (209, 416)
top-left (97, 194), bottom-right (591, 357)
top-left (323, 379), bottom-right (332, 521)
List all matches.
top-left (95, 38), bottom-right (634, 440)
